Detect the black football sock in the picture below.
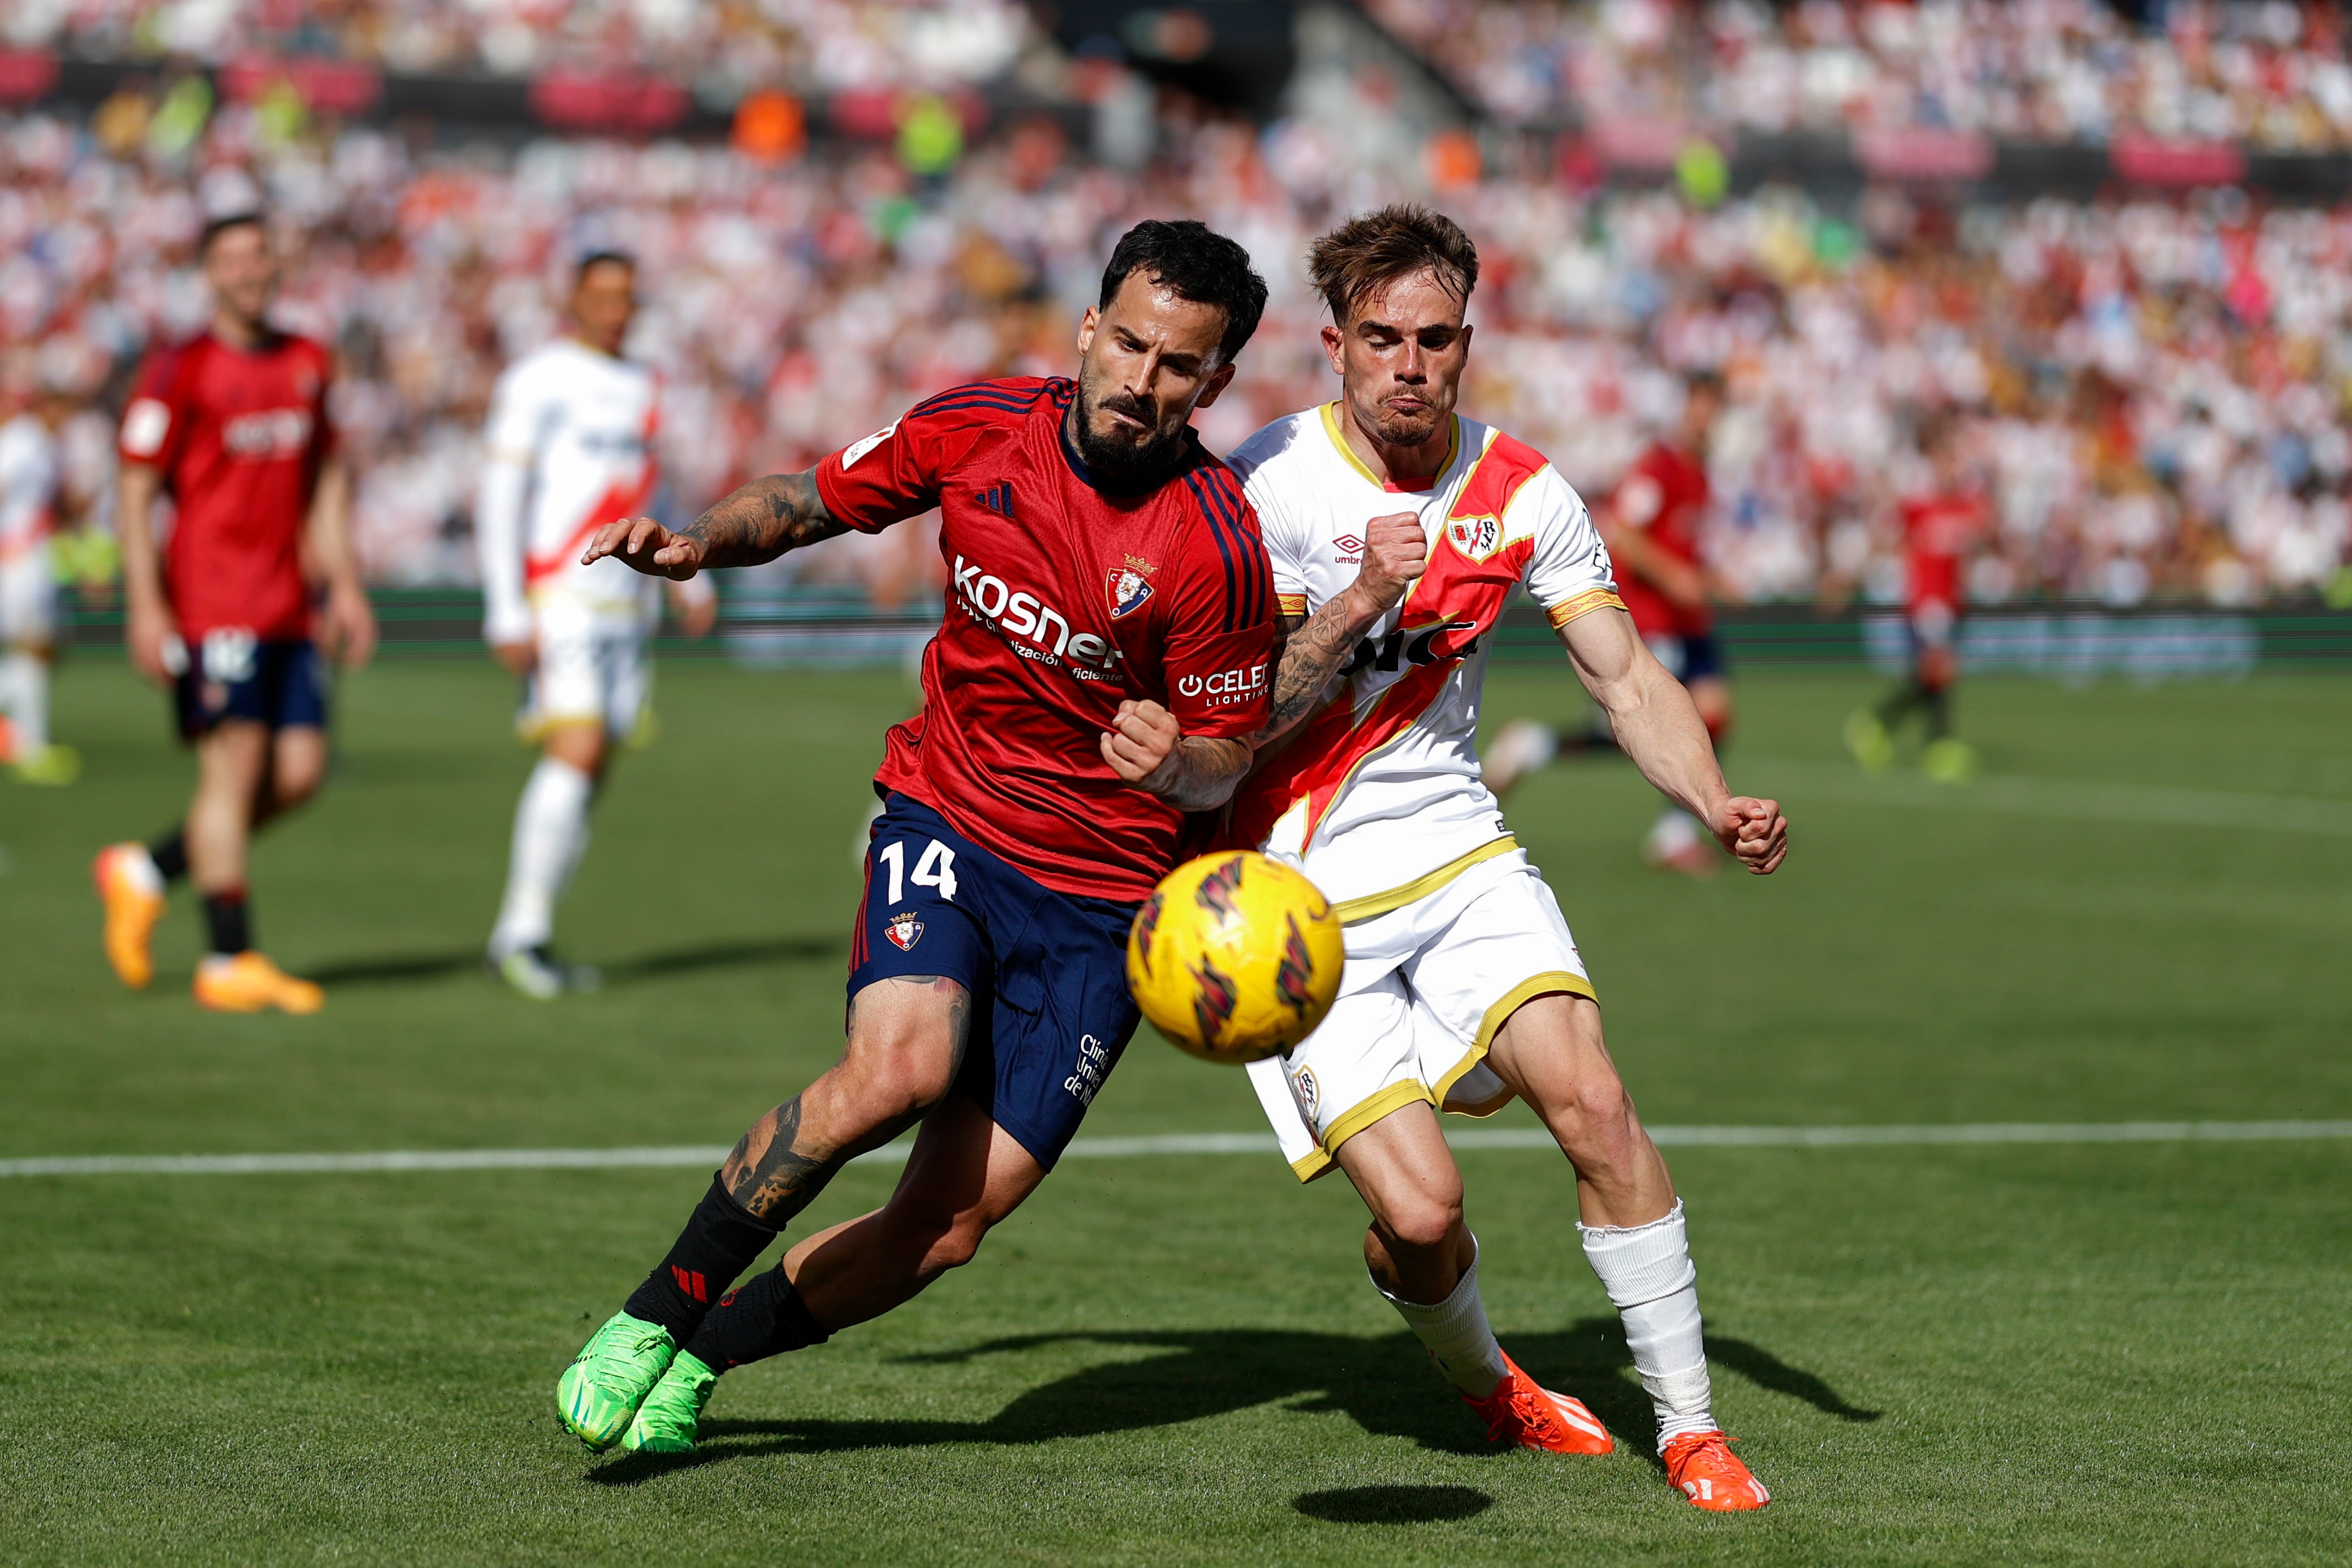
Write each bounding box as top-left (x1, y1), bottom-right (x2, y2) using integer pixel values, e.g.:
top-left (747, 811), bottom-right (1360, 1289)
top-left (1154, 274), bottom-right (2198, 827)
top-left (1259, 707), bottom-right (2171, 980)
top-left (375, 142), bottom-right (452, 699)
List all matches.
top-left (1922, 685), bottom-right (1953, 742)
top-left (202, 889), bottom-right (250, 956)
top-left (681, 1264), bottom-right (831, 1371)
top-left (149, 830), bottom-right (189, 884)
top-left (1876, 681), bottom-right (1919, 731)
top-left (622, 1175), bottom-right (782, 1342)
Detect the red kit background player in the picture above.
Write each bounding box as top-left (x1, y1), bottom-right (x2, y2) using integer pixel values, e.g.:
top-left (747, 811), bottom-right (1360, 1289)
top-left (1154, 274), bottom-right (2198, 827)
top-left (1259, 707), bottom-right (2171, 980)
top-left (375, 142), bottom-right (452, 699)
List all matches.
top-left (93, 213), bottom-right (377, 1014)
top-left (1849, 413), bottom-right (1986, 783)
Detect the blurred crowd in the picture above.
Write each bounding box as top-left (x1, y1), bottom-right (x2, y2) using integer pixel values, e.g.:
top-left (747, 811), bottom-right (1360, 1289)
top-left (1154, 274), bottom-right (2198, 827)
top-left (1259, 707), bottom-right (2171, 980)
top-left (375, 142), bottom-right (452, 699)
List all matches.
top-left (3, 79), bottom-right (2349, 610)
top-left (1368, 0), bottom-right (2352, 152)
top-left (6, 0), bottom-right (1035, 98)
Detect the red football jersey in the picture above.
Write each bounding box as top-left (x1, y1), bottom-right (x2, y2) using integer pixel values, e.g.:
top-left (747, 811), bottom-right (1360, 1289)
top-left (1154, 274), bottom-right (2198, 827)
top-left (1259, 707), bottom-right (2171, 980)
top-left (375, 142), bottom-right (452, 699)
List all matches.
top-left (118, 331), bottom-right (335, 642)
top-left (1608, 440), bottom-right (1713, 638)
top-left (1898, 491), bottom-right (1984, 613)
top-left (817, 377), bottom-right (1276, 902)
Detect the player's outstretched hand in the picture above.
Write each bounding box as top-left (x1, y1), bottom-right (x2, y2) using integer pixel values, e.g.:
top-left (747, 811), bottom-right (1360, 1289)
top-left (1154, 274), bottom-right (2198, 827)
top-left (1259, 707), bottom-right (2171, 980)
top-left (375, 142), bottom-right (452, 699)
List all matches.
top-left (1102, 698), bottom-right (1182, 791)
top-left (322, 582), bottom-right (377, 670)
top-left (124, 601), bottom-right (179, 686)
top-left (1350, 510), bottom-right (1429, 614)
top-left (1714, 796), bottom-right (1788, 874)
top-left (582, 516), bottom-right (704, 580)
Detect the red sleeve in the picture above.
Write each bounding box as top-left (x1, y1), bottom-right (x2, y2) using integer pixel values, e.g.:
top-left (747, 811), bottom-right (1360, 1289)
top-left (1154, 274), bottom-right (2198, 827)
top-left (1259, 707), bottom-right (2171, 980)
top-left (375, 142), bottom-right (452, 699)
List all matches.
top-left (814, 381), bottom-right (1024, 534)
top-left (117, 344), bottom-right (189, 470)
top-left (1161, 465), bottom-right (1276, 741)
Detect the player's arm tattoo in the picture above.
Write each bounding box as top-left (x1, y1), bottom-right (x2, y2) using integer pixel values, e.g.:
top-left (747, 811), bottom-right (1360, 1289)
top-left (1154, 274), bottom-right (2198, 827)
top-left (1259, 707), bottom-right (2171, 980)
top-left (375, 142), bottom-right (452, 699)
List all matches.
top-left (1254, 604), bottom-right (1362, 748)
top-left (680, 470), bottom-right (849, 569)
top-left (719, 975), bottom-right (970, 1224)
top-left (1142, 735), bottom-right (1254, 812)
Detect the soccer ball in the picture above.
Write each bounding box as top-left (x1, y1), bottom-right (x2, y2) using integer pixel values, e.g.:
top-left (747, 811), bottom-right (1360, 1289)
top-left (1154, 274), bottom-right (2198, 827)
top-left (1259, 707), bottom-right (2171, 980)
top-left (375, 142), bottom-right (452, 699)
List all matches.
top-left (1126, 850), bottom-right (1345, 1065)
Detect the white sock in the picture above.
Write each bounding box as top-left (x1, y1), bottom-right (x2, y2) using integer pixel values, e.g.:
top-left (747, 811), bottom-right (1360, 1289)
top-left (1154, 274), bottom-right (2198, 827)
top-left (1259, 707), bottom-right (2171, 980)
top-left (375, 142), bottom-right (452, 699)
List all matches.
top-left (489, 756), bottom-right (594, 957)
top-left (1579, 1199), bottom-right (1716, 1445)
top-left (1372, 1237), bottom-right (1509, 1399)
top-left (0, 651), bottom-right (45, 754)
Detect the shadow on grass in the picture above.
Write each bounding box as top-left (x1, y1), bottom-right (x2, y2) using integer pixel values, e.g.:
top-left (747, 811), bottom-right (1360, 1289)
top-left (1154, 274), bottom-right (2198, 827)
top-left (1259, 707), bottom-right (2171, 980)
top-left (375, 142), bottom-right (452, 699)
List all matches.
top-left (303, 934), bottom-right (843, 987)
top-left (1294, 1485), bottom-right (1491, 1523)
top-left (588, 1319), bottom-right (1874, 1484)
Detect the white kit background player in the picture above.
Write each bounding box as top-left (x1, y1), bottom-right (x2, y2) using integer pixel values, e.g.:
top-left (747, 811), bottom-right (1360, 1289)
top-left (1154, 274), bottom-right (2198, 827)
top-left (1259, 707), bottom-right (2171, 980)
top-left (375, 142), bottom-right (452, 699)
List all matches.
top-left (0, 374), bottom-right (79, 785)
top-left (1228, 207), bottom-right (1789, 1512)
top-left (477, 252), bottom-right (715, 997)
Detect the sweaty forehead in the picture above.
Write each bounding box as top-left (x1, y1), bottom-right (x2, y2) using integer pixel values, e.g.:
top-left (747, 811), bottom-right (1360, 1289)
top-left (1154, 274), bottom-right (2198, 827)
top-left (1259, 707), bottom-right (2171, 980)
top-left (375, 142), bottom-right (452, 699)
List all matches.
top-left (1102, 274), bottom-right (1228, 356)
top-left (1350, 269), bottom-right (1465, 331)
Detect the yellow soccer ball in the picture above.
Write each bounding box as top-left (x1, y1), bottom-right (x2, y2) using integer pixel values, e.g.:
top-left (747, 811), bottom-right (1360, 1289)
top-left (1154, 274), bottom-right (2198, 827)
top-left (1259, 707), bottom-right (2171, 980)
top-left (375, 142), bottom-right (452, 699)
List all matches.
top-left (1126, 850), bottom-right (1345, 1065)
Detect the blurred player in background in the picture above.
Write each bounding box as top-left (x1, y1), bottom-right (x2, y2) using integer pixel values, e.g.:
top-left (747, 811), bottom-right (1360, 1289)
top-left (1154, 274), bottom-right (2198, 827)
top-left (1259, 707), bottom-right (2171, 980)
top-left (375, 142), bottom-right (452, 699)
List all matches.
top-left (1847, 414), bottom-right (1985, 783)
top-left (1483, 372), bottom-right (1732, 875)
top-left (477, 252), bottom-right (715, 999)
top-left (553, 221), bottom-right (1275, 1458)
top-left (1233, 208), bottom-right (1784, 1511)
top-left (92, 213), bottom-right (376, 1014)
top-left (0, 368), bottom-right (81, 785)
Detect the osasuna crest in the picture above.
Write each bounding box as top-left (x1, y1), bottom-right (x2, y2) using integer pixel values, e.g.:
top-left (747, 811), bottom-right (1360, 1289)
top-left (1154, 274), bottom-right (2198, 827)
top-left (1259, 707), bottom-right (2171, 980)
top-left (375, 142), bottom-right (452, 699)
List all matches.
top-left (1108, 555), bottom-right (1158, 619)
top-left (1447, 513), bottom-right (1503, 560)
top-left (883, 910), bottom-right (924, 951)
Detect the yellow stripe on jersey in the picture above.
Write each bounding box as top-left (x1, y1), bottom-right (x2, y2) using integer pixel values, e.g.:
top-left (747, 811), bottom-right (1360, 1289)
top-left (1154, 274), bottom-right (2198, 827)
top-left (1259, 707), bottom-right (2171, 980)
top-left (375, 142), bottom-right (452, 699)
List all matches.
top-left (1546, 588), bottom-right (1625, 629)
top-left (1328, 835), bottom-right (1520, 926)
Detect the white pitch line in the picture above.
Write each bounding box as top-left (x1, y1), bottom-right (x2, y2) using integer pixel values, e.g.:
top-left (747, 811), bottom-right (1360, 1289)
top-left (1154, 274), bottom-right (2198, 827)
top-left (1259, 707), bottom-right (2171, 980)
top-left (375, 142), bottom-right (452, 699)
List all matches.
top-left (1742, 757), bottom-right (2352, 837)
top-left (2, 1121), bottom-right (2347, 1178)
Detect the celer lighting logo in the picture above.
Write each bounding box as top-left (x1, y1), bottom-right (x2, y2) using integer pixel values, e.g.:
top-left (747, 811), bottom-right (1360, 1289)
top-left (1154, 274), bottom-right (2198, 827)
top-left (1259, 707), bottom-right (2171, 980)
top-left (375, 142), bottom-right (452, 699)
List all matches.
top-left (1175, 662), bottom-right (1268, 708)
top-left (952, 554), bottom-right (1122, 678)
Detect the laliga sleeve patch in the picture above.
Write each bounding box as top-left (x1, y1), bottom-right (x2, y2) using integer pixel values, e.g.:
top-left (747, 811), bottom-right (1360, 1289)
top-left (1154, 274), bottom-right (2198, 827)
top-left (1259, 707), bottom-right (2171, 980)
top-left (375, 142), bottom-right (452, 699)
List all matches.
top-left (121, 398), bottom-right (172, 458)
top-left (840, 423), bottom-right (897, 469)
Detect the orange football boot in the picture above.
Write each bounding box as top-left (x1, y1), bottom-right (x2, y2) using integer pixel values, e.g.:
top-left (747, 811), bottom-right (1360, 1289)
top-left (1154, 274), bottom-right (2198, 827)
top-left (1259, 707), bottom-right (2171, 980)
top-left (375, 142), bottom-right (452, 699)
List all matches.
top-left (1661, 1429), bottom-right (1771, 1511)
top-left (193, 952), bottom-right (325, 1014)
top-left (1464, 1351), bottom-right (1614, 1455)
top-left (93, 843), bottom-right (168, 990)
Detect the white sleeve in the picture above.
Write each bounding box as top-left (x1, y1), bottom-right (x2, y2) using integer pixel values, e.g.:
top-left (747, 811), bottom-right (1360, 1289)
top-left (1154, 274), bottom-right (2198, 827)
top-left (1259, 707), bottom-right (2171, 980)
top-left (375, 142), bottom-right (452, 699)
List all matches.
top-left (476, 367), bottom-right (539, 645)
top-left (1518, 468), bottom-right (1624, 630)
top-left (1238, 465), bottom-right (1311, 617)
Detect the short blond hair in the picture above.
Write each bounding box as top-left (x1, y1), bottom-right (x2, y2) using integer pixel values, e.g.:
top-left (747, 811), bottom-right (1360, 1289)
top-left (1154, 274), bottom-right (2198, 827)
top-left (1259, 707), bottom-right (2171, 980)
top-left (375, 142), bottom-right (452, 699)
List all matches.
top-left (1306, 205), bottom-right (1480, 325)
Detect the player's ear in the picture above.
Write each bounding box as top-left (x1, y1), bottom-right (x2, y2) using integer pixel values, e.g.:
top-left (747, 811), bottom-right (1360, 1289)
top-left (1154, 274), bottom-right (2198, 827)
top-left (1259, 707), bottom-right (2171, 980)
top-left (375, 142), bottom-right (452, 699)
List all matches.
top-left (1075, 305), bottom-right (1101, 359)
top-left (1320, 322), bottom-right (1344, 376)
top-left (1194, 359), bottom-right (1238, 409)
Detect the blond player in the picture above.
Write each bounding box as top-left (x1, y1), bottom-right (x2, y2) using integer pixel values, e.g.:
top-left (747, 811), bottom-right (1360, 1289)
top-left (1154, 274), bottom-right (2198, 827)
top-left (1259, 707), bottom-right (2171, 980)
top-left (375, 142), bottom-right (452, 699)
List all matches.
top-left (477, 252), bottom-right (714, 997)
top-left (1228, 207), bottom-right (1788, 1511)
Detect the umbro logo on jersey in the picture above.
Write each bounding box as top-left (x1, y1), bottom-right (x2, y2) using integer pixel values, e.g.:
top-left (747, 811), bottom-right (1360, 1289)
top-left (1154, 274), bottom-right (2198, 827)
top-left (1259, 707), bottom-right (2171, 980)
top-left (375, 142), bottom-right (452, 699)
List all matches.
top-left (976, 483), bottom-right (1015, 517)
top-left (1332, 533), bottom-right (1363, 564)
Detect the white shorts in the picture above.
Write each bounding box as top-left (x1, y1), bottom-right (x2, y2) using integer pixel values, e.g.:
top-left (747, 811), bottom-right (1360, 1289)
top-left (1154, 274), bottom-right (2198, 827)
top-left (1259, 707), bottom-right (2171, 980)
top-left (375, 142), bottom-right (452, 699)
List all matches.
top-left (0, 546), bottom-right (55, 645)
top-left (1246, 839), bottom-right (1594, 1182)
top-left (519, 597), bottom-right (650, 744)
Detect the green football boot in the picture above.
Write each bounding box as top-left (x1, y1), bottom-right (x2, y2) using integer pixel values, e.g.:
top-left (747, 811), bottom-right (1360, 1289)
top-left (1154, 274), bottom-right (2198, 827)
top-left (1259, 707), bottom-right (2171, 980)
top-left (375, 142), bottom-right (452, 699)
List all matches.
top-left (1921, 736), bottom-right (1979, 784)
top-left (622, 1350), bottom-right (718, 1454)
top-left (1843, 710), bottom-right (1894, 775)
top-left (557, 1311), bottom-right (676, 1451)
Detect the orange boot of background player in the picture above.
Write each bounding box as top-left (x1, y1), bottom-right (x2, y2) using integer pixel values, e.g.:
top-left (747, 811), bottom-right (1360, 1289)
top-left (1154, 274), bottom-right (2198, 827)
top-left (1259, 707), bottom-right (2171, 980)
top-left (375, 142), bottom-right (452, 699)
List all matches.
top-left (1661, 1429), bottom-right (1770, 1510)
top-left (92, 843), bottom-right (167, 989)
top-left (192, 952), bottom-right (324, 1014)
top-left (1463, 1351), bottom-right (1615, 1455)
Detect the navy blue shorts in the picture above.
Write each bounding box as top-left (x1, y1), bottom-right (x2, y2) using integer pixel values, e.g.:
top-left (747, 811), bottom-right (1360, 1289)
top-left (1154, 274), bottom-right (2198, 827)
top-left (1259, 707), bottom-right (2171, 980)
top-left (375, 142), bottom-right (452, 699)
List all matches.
top-left (174, 636), bottom-right (328, 742)
top-left (1642, 630), bottom-right (1727, 686)
top-left (851, 793), bottom-right (1143, 1171)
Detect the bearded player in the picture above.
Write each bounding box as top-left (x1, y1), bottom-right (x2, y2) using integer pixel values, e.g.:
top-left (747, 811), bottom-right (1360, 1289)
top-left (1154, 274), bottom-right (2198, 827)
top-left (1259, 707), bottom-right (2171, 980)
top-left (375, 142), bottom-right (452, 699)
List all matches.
top-left (93, 213), bottom-right (376, 1012)
top-left (1483, 370), bottom-right (1732, 875)
top-left (478, 251), bottom-right (716, 998)
top-left (554, 221), bottom-right (1276, 1455)
top-left (1228, 207), bottom-right (1786, 1511)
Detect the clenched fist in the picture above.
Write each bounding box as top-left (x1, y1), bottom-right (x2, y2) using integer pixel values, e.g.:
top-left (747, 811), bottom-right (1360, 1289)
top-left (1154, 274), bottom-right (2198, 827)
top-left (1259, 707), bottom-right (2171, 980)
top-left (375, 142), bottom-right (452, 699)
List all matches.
top-left (1713, 796), bottom-right (1788, 875)
top-left (1349, 510), bottom-right (1429, 616)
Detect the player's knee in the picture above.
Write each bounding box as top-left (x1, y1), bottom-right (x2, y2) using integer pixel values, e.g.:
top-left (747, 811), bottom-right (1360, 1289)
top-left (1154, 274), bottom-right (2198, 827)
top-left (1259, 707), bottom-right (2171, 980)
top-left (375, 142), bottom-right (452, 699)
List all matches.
top-left (1371, 1181), bottom-right (1464, 1256)
top-left (837, 1039), bottom-right (956, 1124)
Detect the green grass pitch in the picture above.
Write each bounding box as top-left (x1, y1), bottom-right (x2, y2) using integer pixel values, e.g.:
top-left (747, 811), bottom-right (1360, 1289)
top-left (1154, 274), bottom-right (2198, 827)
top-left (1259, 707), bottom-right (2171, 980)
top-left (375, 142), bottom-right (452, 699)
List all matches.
top-left (2, 655), bottom-right (2347, 1565)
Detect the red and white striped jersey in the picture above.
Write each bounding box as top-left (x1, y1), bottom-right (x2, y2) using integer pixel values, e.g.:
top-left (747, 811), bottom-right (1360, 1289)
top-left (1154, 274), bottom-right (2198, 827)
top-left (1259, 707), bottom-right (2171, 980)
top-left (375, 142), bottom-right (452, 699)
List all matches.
top-left (1227, 404), bottom-right (1621, 908)
top-left (477, 338), bottom-right (661, 641)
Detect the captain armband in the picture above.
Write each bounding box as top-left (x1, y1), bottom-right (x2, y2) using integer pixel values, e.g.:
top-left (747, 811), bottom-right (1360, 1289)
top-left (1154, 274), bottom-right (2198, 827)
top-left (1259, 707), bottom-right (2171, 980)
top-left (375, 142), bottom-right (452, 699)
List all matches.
top-left (1544, 589), bottom-right (1625, 629)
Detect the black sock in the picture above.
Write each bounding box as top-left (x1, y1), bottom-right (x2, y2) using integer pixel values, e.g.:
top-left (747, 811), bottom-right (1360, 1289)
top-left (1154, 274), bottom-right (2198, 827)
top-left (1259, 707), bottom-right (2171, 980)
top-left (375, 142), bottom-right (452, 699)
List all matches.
top-left (622, 1175), bottom-right (782, 1342)
top-left (149, 830), bottom-right (189, 884)
top-left (1922, 685), bottom-right (1953, 742)
top-left (202, 891), bottom-right (250, 956)
top-left (681, 1264), bottom-right (830, 1371)
top-left (1878, 681), bottom-right (1920, 729)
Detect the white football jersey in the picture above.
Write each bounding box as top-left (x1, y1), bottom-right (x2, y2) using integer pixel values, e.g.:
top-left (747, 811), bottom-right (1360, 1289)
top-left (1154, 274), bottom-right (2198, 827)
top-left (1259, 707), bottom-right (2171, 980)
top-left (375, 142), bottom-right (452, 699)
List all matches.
top-left (0, 413), bottom-right (59, 560)
top-left (478, 338), bottom-right (661, 640)
top-left (1226, 404), bottom-right (1622, 909)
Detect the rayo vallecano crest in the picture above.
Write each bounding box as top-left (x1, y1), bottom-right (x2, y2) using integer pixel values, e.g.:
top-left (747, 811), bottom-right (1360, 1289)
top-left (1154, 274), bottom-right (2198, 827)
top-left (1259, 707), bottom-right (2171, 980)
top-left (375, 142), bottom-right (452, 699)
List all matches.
top-left (883, 910), bottom-right (924, 951)
top-left (1107, 555), bottom-right (1158, 619)
top-left (1446, 513), bottom-right (1503, 560)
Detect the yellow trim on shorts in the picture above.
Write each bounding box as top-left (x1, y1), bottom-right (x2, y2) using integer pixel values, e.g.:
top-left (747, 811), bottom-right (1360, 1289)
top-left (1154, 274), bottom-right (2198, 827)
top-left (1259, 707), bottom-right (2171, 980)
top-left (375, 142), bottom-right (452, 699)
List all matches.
top-left (1288, 1078), bottom-right (1433, 1183)
top-left (1427, 969), bottom-right (1599, 1117)
top-left (1329, 835), bottom-right (1518, 926)
top-left (1544, 589), bottom-right (1625, 629)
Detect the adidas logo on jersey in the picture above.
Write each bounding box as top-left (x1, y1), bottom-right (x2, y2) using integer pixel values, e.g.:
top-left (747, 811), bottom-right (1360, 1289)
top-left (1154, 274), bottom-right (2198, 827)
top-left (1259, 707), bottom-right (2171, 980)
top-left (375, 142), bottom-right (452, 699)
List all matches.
top-left (951, 554), bottom-right (1122, 677)
top-left (976, 483), bottom-right (1015, 516)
